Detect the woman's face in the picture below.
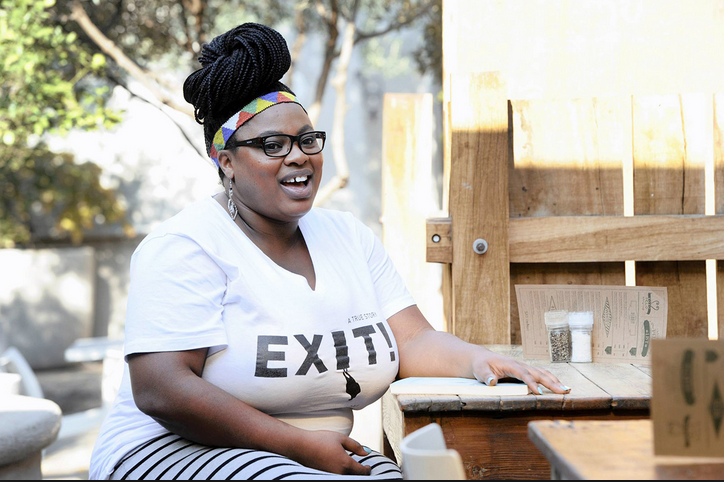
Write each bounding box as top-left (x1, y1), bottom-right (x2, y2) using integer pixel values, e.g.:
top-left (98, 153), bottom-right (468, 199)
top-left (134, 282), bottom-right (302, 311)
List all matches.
top-left (219, 103), bottom-right (323, 223)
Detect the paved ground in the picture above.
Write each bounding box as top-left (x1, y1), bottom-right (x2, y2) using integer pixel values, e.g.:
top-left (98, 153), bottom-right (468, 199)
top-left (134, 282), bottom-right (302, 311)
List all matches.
top-left (36, 362), bottom-right (103, 480)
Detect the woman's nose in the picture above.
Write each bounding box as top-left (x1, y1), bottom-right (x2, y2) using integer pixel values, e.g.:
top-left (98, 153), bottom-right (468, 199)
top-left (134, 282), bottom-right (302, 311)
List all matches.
top-left (284, 141), bottom-right (309, 165)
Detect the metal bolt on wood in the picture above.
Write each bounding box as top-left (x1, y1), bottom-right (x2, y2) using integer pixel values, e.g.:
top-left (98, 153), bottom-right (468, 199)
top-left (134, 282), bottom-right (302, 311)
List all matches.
top-left (473, 238), bottom-right (488, 254)
top-left (432, 234), bottom-right (441, 243)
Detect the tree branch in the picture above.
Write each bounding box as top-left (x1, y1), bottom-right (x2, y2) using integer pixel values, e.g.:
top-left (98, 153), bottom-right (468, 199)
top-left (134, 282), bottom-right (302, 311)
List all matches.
top-left (307, 0), bottom-right (340, 124)
top-left (315, 0), bottom-right (331, 22)
top-left (286, 4), bottom-right (308, 90)
top-left (179, 0), bottom-right (197, 56)
top-left (182, 0), bottom-right (207, 48)
top-left (355, 0), bottom-right (436, 44)
top-left (69, 0), bottom-right (194, 118)
top-left (105, 72), bottom-right (211, 166)
top-left (314, 19), bottom-right (355, 207)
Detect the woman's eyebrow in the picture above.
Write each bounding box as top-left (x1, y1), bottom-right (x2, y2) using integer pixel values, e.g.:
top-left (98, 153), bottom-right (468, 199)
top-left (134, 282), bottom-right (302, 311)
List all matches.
top-left (297, 125), bottom-right (314, 134)
top-left (256, 125), bottom-right (314, 137)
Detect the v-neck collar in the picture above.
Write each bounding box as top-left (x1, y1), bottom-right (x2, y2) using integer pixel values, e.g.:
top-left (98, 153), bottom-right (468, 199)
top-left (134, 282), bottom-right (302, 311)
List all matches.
top-left (208, 196), bottom-right (319, 292)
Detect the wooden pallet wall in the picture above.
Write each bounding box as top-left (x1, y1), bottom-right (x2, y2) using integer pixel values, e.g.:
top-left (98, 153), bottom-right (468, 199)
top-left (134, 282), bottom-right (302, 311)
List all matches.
top-left (716, 95), bottom-right (724, 339)
top-left (438, 0), bottom-right (724, 343)
top-left (632, 95), bottom-right (709, 338)
top-left (508, 97), bottom-right (628, 343)
top-left (506, 94), bottom-right (716, 342)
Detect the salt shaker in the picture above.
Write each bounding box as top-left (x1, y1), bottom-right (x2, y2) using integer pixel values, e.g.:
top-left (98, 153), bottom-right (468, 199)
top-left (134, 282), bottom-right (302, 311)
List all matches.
top-left (568, 311), bottom-right (594, 363)
top-left (544, 310), bottom-right (571, 363)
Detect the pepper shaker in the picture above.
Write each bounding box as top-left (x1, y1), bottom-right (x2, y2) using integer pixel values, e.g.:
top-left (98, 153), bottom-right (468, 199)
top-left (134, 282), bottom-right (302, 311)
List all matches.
top-left (544, 310), bottom-right (571, 363)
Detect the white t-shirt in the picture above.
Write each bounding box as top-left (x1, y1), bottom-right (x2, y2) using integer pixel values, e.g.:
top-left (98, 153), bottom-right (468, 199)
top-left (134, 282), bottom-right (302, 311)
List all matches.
top-left (89, 196), bottom-right (416, 480)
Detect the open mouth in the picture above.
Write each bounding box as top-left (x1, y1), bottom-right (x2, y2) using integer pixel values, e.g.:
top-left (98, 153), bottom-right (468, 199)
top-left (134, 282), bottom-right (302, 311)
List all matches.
top-left (280, 174), bottom-right (310, 187)
top-left (279, 174), bottom-right (314, 200)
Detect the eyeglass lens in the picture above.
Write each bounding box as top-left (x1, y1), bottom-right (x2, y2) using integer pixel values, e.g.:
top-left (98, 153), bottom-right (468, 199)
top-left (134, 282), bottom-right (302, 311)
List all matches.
top-left (263, 133), bottom-right (324, 157)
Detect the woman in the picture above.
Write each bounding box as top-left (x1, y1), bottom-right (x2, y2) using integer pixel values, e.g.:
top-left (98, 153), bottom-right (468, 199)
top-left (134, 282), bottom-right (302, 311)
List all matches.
top-left (89, 23), bottom-right (570, 480)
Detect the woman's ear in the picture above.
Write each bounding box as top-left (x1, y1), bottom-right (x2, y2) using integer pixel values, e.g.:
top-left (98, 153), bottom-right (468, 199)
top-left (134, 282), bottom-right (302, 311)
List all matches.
top-left (218, 151), bottom-right (234, 180)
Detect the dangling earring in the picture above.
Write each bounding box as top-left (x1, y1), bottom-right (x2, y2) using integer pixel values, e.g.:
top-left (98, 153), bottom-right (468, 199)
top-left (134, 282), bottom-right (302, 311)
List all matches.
top-left (227, 178), bottom-right (238, 220)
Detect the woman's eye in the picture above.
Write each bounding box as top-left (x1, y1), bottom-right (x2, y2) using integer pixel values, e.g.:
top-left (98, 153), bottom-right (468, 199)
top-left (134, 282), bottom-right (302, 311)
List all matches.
top-left (301, 136), bottom-right (316, 146)
top-left (264, 142), bottom-right (283, 152)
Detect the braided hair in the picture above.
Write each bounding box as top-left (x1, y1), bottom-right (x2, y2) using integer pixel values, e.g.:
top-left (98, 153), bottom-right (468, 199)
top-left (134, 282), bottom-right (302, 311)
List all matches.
top-left (183, 23), bottom-right (295, 179)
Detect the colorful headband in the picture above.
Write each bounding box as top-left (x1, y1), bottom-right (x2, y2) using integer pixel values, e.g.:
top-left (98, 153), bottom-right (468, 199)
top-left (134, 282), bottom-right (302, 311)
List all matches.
top-left (209, 91), bottom-right (302, 167)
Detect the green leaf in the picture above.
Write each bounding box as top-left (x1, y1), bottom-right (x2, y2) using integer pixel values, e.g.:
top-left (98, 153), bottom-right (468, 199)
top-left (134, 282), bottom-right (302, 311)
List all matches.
top-left (2, 131), bottom-right (15, 145)
top-left (91, 53), bottom-right (106, 69)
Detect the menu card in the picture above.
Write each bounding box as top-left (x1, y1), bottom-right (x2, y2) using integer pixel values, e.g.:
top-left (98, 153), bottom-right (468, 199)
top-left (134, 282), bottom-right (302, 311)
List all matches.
top-left (652, 338), bottom-right (724, 457)
top-left (514, 284), bottom-right (668, 366)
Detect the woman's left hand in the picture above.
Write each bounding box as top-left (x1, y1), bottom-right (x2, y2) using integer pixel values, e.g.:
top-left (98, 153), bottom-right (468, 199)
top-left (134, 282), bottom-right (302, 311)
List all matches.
top-left (471, 351), bottom-right (571, 395)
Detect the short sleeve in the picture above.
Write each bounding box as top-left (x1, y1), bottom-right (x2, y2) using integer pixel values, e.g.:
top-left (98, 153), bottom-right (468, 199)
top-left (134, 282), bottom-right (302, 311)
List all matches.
top-left (354, 218), bottom-right (416, 320)
top-left (123, 233), bottom-right (228, 360)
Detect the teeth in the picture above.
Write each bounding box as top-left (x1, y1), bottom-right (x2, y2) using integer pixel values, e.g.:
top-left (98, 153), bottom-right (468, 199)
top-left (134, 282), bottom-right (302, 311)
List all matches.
top-left (284, 175), bottom-right (308, 184)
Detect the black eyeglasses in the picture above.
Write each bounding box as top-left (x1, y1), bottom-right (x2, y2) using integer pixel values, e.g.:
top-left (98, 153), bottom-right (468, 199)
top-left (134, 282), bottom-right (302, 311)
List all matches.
top-left (225, 131), bottom-right (326, 158)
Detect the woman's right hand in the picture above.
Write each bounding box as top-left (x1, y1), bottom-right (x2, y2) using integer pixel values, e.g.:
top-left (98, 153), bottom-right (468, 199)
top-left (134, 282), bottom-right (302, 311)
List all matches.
top-left (290, 430), bottom-right (372, 476)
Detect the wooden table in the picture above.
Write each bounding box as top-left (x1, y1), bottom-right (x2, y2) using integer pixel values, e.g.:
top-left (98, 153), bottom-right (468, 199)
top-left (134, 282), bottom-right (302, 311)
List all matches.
top-left (528, 420), bottom-right (724, 479)
top-left (381, 345), bottom-right (652, 480)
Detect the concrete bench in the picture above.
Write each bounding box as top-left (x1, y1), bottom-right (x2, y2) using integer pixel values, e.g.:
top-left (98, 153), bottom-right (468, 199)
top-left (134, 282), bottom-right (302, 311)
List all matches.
top-left (0, 395), bottom-right (62, 480)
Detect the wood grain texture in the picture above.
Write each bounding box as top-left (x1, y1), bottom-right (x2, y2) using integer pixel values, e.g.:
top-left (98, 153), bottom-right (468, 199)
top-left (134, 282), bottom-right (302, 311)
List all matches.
top-left (715, 94), bottom-right (724, 216)
top-left (633, 94), bottom-right (706, 215)
top-left (465, 346), bottom-right (611, 411)
top-left (715, 94), bottom-right (724, 340)
top-left (449, 72), bottom-right (510, 344)
top-left (382, 347), bottom-right (653, 479)
top-left (633, 94), bottom-right (708, 338)
top-left (636, 261), bottom-right (708, 338)
top-left (442, 263), bottom-right (453, 333)
top-left (392, 348), bottom-right (649, 413)
top-left (387, 410), bottom-right (649, 480)
top-left (508, 97), bottom-right (628, 345)
top-left (528, 420), bottom-right (724, 480)
top-left (443, 0), bottom-right (724, 342)
top-left (633, 365), bottom-right (652, 377)
top-left (431, 215), bottom-right (724, 264)
top-left (570, 363), bottom-right (651, 409)
top-left (509, 215), bottom-right (724, 262)
top-left (426, 217), bottom-right (452, 263)
top-left (510, 97), bottom-right (626, 218)
top-left (718, 262), bottom-right (724, 339)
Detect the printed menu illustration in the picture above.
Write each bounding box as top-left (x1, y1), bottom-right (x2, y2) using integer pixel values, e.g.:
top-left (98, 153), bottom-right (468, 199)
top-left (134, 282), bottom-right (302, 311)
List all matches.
top-left (652, 339), bottom-right (724, 457)
top-left (514, 284), bottom-right (668, 366)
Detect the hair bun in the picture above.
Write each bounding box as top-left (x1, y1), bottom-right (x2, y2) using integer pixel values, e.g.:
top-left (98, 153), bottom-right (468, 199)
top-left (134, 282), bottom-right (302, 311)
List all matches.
top-left (183, 22), bottom-right (291, 125)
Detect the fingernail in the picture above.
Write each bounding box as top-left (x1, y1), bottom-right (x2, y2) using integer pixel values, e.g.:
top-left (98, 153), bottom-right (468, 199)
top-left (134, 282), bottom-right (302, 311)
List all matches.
top-left (486, 377), bottom-right (494, 385)
top-left (363, 446), bottom-right (372, 454)
top-left (561, 385), bottom-right (571, 392)
top-left (537, 386), bottom-right (544, 395)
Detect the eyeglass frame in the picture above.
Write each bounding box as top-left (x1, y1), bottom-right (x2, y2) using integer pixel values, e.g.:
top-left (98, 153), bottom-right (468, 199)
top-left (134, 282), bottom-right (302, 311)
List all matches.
top-left (224, 130), bottom-right (327, 158)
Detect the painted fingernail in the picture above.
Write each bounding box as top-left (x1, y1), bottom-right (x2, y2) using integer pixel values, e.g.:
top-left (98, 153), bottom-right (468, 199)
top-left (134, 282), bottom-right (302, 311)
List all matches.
top-left (537, 386), bottom-right (544, 395)
top-left (363, 446), bottom-right (372, 454)
top-left (486, 377), bottom-right (494, 385)
top-left (561, 385), bottom-right (571, 392)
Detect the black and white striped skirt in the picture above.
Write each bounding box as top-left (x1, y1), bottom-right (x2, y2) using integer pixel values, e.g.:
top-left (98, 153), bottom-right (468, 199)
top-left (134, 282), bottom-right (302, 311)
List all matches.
top-left (109, 433), bottom-right (403, 480)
